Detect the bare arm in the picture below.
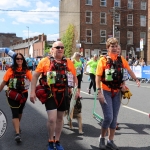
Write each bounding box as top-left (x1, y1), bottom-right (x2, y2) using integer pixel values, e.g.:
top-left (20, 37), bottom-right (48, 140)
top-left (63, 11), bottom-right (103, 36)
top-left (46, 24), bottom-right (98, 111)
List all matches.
top-left (128, 69), bottom-right (140, 87)
top-left (0, 81), bottom-right (7, 92)
top-left (96, 75), bottom-right (101, 89)
top-left (30, 71), bottom-right (41, 103)
top-left (96, 75), bottom-right (105, 104)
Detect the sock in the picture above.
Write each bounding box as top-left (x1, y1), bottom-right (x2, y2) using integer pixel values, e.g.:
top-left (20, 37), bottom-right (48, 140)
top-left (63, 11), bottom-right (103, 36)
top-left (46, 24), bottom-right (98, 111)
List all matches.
top-left (107, 139), bottom-right (113, 143)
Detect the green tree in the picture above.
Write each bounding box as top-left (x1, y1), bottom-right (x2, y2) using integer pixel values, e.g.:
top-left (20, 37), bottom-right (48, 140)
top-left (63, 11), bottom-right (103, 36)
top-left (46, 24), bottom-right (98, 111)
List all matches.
top-left (61, 24), bottom-right (74, 58)
top-left (44, 42), bottom-right (52, 56)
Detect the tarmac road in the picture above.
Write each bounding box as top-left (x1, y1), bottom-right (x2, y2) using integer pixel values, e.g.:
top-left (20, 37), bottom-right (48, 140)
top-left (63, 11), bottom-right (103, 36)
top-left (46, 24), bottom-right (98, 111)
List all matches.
top-left (0, 71), bottom-right (150, 150)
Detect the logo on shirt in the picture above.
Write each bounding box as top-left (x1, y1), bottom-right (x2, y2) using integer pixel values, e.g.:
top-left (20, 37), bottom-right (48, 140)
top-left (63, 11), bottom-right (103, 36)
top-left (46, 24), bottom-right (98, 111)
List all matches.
top-left (0, 109), bottom-right (7, 138)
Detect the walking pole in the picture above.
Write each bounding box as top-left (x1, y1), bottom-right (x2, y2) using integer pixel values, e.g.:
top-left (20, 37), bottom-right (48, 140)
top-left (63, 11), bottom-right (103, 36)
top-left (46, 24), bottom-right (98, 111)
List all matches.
top-left (93, 89), bottom-right (103, 124)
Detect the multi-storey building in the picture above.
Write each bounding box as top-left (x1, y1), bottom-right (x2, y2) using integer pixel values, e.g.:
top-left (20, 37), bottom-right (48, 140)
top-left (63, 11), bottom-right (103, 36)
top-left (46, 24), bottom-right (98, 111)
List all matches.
top-left (60, 0), bottom-right (150, 64)
top-left (0, 33), bottom-right (22, 57)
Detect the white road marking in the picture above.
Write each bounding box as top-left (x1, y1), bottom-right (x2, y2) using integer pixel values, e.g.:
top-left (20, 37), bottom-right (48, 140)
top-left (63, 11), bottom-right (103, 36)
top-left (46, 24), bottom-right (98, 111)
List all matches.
top-left (126, 83), bottom-right (150, 88)
top-left (81, 90), bottom-right (150, 116)
top-left (122, 105), bottom-right (149, 116)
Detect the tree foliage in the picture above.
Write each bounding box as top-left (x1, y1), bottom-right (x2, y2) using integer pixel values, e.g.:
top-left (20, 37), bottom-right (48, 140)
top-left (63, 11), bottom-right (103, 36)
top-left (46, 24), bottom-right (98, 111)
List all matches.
top-left (44, 42), bottom-right (52, 56)
top-left (61, 24), bottom-right (74, 58)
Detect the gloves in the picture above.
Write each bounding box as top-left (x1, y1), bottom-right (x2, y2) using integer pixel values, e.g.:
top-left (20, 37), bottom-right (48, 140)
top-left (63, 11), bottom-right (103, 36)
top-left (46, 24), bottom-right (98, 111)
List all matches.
top-left (122, 86), bottom-right (132, 100)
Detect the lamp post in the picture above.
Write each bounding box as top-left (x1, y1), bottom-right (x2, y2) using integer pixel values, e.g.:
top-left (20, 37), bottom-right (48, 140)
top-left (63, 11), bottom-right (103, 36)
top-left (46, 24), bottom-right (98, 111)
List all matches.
top-left (26, 26), bottom-right (29, 55)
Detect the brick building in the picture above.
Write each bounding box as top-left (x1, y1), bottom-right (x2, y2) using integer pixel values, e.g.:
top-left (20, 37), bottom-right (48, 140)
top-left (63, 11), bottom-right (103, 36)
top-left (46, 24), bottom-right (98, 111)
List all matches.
top-left (59, 0), bottom-right (150, 64)
top-left (9, 34), bottom-right (47, 58)
top-left (0, 33), bottom-right (22, 57)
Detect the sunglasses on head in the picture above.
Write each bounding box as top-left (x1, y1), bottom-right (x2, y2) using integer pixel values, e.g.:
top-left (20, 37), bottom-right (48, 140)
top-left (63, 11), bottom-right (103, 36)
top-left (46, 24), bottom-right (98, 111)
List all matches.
top-left (54, 46), bottom-right (64, 49)
top-left (16, 58), bottom-right (23, 60)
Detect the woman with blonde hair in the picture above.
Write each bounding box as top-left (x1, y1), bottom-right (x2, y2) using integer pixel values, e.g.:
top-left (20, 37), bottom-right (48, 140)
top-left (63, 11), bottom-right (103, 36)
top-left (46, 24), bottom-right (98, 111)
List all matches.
top-left (71, 52), bottom-right (83, 98)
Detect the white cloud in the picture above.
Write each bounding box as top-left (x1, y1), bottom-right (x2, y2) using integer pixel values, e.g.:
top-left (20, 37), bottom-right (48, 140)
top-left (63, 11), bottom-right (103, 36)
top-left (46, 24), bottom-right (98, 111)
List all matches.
top-left (23, 30), bottom-right (59, 41)
top-left (0, 0), bottom-right (30, 9)
top-left (47, 33), bottom-right (59, 41)
top-left (23, 30), bottom-right (42, 39)
top-left (6, 1), bottom-right (59, 25)
top-left (0, 18), bottom-right (5, 22)
top-left (42, 20), bottom-right (56, 24)
top-left (12, 21), bottom-right (19, 24)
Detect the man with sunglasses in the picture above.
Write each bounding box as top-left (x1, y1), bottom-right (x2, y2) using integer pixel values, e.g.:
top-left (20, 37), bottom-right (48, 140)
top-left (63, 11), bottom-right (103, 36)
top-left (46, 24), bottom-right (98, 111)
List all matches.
top-left (30, 41), bottom-right (78, 150)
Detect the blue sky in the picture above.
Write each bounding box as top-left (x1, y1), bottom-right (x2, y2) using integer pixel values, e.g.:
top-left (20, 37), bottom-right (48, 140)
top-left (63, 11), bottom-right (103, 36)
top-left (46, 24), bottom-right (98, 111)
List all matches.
top-left (0, 0), bottom-right (59, 41)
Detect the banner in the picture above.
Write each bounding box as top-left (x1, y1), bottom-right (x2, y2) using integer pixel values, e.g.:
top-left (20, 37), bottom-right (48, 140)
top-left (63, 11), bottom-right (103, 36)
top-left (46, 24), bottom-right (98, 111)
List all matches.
top-left (141, 66), bottom-right (150, 79)
top-left (130, 66), bottom-right (150, 79)
top-left (132, 66), bottom-right (142, 78)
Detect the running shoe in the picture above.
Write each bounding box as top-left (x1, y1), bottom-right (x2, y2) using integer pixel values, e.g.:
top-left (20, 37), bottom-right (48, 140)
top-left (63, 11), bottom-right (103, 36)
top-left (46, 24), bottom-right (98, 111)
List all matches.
top-left (99, 137), bottom-right (106, 150)
top-left (88, 89), bottom-right (91, 94)
top-left (106, 140), bottom-right (119, 150)
top-left (48, 142), bottom-right (55, 150)
top-left (15, 134), bottom-right (22, 143)
top-left (55, 141), bottom-right (64, 150)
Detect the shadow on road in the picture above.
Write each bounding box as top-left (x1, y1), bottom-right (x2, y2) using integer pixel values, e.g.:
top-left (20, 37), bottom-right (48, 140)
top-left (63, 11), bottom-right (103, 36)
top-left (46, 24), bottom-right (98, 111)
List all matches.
top-left (115, 123), bottom-right (150, 135)
top-left (119, 146), bottom-right (150, 150)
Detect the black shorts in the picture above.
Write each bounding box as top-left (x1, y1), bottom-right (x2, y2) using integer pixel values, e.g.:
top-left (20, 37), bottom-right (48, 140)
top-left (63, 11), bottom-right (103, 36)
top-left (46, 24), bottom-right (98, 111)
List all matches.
top-left (45, 91), bottom-right (69, 111)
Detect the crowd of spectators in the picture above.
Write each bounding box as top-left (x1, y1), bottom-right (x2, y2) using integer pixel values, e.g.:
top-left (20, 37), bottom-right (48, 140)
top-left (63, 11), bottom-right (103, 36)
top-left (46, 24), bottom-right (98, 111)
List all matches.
top-left (128, 56), bottom-right (146, 66)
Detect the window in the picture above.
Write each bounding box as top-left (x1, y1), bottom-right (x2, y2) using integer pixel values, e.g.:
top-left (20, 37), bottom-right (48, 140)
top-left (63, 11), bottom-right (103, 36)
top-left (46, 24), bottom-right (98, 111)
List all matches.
top-left (100, 30), bottom-right (106, 44)
top-left (128, 0), bottom-right (133, 9)
top-left (100, 0), bottom-right (107, 6)
top-left (114, 0), bottom-right (120, 7)
top-left (86, 11), bottom-right (92, 24)
top-left (140, 15), bottom-right (146, 26)
top-left (115, 13), bottom-right (120, 25)
top-left (86, 0), bottom-right (92, 5)
top-left (115, 31), bottom-right (120, 44)
top-left (141, 2), bottom-right (146, 10)
top-left (86, 29), bottom-right (92, 43)
top-left (100, 12), bottom-right (107, 24)
top-left (127, 31), bottom-right (133, 45)
top-left (140, 32), bottom-right (146, 45)
top-left (127, 14), bottom-right (133, 26)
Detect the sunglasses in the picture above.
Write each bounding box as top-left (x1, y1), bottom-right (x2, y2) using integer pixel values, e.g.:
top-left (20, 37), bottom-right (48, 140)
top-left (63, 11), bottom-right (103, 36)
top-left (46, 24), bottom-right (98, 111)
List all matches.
top-left (16, 58), bottom-right (23, 60)
top-left (54, 46), bottom-right (64, 49)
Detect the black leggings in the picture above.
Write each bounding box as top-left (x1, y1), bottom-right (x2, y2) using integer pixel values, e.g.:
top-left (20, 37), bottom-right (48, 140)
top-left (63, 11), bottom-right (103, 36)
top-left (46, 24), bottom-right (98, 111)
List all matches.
top-left (7, 92), bottom-right (28, 119)
top-left (77, 74), bottom-right (82, 89)
top-left (89, 73), bottom-right (96, 92)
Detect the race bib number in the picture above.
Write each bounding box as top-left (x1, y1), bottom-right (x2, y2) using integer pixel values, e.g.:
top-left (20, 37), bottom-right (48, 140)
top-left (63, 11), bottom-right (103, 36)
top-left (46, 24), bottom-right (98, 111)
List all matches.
top-left (67, 72), bottom-right (74, 87)
top-left (76, 67), bottom-right (81, 76)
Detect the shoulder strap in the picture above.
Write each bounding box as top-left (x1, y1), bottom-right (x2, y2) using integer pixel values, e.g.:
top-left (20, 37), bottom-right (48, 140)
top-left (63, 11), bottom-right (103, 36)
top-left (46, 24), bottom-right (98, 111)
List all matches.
top-left (117, 55), bottom-right (123, 64)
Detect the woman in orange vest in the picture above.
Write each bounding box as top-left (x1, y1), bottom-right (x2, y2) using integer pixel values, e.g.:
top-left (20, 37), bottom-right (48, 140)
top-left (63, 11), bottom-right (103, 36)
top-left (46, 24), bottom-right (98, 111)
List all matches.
top-left (0, 53), bottom-right (32, 143)
top-left (96, 37), bottom-right (140, 150)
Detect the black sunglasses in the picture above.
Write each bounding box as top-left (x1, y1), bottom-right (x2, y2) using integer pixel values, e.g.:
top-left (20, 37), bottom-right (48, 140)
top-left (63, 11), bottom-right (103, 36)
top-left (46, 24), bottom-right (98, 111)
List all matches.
top-left (16, 58), bottom-right (23, 60)
top-left (54, 46), bottom-right (64, 49)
